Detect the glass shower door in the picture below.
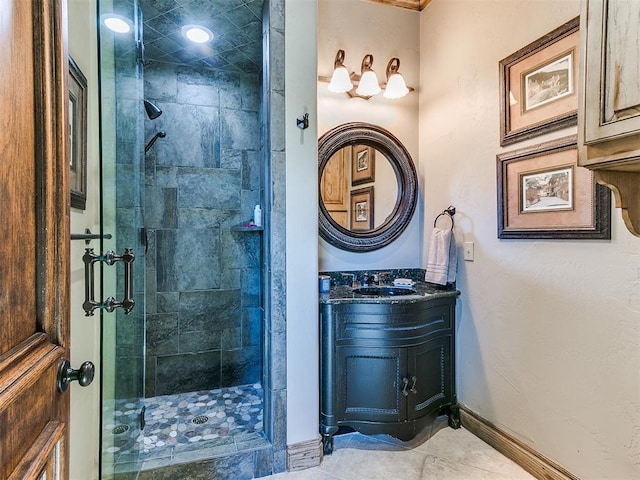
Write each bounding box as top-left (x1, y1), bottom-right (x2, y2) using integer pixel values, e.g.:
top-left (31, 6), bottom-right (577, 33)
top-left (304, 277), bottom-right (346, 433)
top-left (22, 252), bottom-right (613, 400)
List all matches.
top-left (98, 0), bottom-right (147, 476)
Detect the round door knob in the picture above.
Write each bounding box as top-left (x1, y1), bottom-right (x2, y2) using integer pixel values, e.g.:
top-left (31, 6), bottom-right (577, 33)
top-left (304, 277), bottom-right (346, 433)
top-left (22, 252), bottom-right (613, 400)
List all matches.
top-left (57, 359), bottom-right (95, 393)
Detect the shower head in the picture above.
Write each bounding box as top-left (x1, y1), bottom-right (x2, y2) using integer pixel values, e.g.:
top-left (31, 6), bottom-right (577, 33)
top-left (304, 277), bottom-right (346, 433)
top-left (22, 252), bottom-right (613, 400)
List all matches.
top-left (144, 131), bottom-right (166, 153)
top-left (144, 100), bottom-right (162, 120)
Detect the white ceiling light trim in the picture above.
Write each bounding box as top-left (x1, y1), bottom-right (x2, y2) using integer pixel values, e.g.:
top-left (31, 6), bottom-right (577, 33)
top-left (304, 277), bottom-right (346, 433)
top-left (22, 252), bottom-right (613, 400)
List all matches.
top-left (182, 25), bottom-right (214, 44)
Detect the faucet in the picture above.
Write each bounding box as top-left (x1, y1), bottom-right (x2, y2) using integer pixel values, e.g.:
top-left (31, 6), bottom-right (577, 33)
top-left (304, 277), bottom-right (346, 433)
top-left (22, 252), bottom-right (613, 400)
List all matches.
top-left (376, 271), bottom-right (392, 285)
top-left (341, 272), bottom-right (359, 288)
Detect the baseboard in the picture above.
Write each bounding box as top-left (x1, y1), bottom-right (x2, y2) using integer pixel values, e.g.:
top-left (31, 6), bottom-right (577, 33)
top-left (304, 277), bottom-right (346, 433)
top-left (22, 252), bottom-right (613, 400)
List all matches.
top-left (459, 405), bottom-right (580, 480)
top-left (287, 436), bottom-right (323, 472)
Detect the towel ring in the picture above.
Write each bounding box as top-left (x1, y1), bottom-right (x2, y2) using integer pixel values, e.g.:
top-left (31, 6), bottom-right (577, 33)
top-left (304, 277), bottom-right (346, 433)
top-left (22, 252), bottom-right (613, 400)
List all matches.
top-left (434, 206), bottom-right (455, 230)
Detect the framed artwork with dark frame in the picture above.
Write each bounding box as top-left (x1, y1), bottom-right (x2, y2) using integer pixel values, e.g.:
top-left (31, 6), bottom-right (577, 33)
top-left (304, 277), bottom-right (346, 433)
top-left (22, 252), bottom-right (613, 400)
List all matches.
top-left (497, 135), bottom-right (610, 239)
top-left (69, 56), bottom-right (87, 210)
top-left (499, 16), bottom-right (579, 146)
top-left (351, 144), bottom-right (375, 185)
top-left (350, 186), bottom-right (374, 231)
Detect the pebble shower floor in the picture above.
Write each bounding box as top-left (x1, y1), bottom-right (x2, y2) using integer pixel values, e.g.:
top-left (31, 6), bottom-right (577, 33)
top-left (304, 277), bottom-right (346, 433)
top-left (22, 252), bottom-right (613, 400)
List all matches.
top-left (103, 383), bottom-right (265, 470)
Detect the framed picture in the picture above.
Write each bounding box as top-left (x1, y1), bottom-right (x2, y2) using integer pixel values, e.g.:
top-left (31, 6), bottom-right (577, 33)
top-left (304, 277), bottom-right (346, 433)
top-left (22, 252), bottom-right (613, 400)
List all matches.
top-left (497, 135), bottom-right (610, 239)
top-left (499, 17), bottom-right (579, 146)
top-left (69, 56), bottom-right (87, 210)
top-left (351, 144), bottom-right (375, 185)
top-left (350, 186), bottom-right (374, 231)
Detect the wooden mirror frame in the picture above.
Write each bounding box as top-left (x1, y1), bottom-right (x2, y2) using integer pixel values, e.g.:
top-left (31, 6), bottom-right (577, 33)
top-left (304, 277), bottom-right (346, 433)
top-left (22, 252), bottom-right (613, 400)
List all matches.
top-left (319, 122), bottom-right (418, 252)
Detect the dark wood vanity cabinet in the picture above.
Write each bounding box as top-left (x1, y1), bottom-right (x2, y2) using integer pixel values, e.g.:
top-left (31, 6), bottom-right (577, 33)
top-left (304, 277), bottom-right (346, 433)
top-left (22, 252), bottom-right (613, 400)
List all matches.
top-left (320, 295), bottom-right (459, 454)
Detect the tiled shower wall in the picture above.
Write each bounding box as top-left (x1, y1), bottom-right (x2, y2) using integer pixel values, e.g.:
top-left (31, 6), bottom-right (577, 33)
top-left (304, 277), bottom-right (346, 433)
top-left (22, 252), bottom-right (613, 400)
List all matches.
top-left (140, 61), bottom-right (263, 397)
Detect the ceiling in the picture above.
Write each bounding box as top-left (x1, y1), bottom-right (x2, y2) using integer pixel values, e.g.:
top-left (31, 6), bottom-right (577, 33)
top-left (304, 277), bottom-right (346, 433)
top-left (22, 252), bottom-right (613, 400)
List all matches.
top-left (365, 0), bottom-right (432, 11)
top-left (134, 0), bottom-right (429, 73)
top-left (138, 0), bottom-right (263, 73)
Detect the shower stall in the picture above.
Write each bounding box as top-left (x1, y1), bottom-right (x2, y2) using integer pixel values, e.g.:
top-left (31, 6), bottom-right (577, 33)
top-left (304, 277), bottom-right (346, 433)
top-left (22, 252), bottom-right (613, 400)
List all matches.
top-left (98, 0), bottom-right (285, 477)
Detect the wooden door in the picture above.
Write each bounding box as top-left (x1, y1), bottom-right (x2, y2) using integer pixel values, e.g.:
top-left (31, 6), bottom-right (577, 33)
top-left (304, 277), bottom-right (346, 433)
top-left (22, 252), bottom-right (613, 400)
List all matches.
top-left (320, 148), bottom-right (349, 228)
top-left (0, 0), bottom-right (70, 478)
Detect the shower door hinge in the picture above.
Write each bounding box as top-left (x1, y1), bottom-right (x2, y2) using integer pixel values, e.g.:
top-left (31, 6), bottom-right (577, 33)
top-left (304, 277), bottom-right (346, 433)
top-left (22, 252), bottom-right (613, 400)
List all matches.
top-left (140, 227), bottom-right (149, 254)
top-left (139, 405), bottom-right (146, 431)
top-left (136, 40), bottom-right (145, 64)
top-left (82, 247), bottom-right (135, 316)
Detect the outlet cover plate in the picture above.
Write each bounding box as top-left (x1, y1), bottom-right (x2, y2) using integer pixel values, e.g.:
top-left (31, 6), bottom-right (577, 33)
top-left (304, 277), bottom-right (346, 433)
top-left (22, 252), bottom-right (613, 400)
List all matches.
top-left (463, 242), bottom-right (474, 261)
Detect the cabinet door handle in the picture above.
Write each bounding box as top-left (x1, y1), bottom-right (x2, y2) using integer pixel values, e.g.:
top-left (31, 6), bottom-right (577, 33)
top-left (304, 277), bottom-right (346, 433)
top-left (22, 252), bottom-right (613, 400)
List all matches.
top-left (410, 376), bottom-right (418, 395)
top-left (401, 377), bottom-right (409, 396)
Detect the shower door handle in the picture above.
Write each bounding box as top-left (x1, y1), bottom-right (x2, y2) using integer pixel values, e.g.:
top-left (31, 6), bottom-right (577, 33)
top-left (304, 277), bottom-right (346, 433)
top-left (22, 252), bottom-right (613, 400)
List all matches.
top-left (82, 247), bottom-right (135, 316)
top-left (103, 248), bottom-right (135, 314)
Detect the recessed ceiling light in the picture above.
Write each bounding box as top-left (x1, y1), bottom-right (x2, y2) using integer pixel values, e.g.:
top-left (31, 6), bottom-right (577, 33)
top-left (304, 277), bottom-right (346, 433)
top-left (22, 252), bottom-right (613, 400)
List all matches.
top-left (103, 14), bottom-right (133, 34)
top-left (182, 25), bottom-right (214, 44)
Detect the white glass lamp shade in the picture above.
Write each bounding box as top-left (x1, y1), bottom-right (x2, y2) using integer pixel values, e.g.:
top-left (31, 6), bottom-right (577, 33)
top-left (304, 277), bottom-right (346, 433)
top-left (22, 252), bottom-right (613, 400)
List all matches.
top-left (356, 70), bottom-right (381, 96)
top-left (384, 73), bottom-right (409, 99)
top-left (328, 66), bottom-right (353, 93)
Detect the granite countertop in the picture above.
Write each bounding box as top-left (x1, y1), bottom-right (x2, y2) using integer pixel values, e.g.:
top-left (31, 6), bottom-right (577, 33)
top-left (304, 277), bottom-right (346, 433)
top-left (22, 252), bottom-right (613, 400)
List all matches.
top-left (320, 282), bottom-right (460, 304)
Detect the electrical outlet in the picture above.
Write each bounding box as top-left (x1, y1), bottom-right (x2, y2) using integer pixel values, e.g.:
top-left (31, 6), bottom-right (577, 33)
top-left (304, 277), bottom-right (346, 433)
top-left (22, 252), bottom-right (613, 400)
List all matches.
top-left (463, 242), bottom-right (474, 261)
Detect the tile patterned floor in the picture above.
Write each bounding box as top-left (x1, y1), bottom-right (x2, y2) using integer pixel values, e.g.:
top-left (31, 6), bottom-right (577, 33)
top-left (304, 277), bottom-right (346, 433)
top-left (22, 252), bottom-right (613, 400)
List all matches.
top-left (266, 418), bottom-right (536, 480)
top-left (104, 390), bottom-right (536, 479)
top-left (103, 384), bottom-right (266, 472)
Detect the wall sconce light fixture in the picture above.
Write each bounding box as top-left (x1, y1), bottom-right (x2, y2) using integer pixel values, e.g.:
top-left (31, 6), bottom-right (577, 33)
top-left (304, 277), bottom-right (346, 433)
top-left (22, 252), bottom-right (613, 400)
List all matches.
top-left (328, 50), bottom-right (354, 93)
top-left (383, 58), bottom-right (409, 99)
top-left (356, 54), bottom-right (381, 97)
top-left (320, 50), bottom-right (414, 100)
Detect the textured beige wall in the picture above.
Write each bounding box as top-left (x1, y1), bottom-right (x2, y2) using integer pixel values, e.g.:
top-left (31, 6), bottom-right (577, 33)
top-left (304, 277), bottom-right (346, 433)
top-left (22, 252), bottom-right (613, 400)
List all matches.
top-left (286, 0), bottom-right (320, 446)
top-left (68, 0), bottom-right (101, 478)
top-left (318, 0), bottom-right (421, 271)
top-left (419, 1), bottom-right (640, 478)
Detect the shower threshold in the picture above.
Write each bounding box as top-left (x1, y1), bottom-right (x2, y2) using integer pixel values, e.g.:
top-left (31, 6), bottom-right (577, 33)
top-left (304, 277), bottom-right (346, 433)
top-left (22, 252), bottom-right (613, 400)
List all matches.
top-left (104, 383), bottom-right (267, 474)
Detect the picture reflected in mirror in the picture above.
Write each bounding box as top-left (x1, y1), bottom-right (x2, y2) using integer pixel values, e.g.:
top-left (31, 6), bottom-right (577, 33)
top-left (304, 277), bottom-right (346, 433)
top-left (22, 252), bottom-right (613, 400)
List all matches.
top-left (320, 145), bottom-right (398, 232)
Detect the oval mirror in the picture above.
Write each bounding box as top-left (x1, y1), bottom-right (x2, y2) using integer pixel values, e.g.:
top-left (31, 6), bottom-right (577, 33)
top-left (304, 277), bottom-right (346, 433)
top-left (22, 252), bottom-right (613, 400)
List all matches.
top-left (319, 122), bottom-right (418, 252)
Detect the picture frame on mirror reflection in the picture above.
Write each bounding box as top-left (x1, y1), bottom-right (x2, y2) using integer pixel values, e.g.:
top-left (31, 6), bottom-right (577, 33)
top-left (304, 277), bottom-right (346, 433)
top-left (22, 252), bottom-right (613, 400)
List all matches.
top-left (351, 144), bottom-right (375, 185)
top-left (350, 186), bottom-right (374, 231)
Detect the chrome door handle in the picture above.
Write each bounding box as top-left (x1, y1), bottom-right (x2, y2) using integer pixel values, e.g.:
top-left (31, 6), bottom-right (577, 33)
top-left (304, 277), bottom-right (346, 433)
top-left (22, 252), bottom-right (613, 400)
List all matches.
top-left (102, 249), bottom-right (135, 314)
top-left (82, 248), bottom-right (100, 315)
top-left (82, 247), bottom-right (135, 316)
top-left (401, 377), bottom-right (409, 396)
top-left (57, 359), bottom-right (95, 393)
top-left (410, 376), bottom-right (418, 395)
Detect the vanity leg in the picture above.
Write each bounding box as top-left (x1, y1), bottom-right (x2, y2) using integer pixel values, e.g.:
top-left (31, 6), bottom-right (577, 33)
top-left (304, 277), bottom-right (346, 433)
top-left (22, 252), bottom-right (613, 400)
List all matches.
top-left (446, 404), bottom-right (461, 429)
top-left (322, 434), bottom-right (334, 455)
top-left (320, 423), bottom-right (338, 456)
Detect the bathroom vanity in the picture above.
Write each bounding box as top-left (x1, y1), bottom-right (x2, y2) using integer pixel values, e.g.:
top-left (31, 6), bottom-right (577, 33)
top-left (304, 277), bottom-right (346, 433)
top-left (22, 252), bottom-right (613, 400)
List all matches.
top-left (319, 284), bottom-right (460, 454)
top-left (317, 124), bottom-right (458, 454)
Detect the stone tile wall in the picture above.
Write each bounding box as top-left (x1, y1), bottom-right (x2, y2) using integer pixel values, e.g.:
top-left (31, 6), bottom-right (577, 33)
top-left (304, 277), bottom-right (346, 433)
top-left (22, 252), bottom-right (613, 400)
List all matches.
top-left (138, 61), bottom-right (263, 397)
top-left (262, 0), bottom-right (288, 473)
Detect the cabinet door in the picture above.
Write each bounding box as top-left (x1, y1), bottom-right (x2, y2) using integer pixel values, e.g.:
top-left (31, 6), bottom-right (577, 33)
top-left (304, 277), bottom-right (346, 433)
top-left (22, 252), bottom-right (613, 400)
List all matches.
top-left (579, 0), bottom-right (640, 237)
top-left (406, 336), bottom-right (452, 421)
top-left (337, 346), bottom-right (406, 423)
top-left (582, 0), bottom-right (640, 145)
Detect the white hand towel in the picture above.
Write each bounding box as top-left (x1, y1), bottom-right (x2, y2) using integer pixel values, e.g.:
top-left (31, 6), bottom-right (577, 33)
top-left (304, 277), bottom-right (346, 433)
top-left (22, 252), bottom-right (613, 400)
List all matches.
top-left (424, 227), bottom-right (457, 285)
